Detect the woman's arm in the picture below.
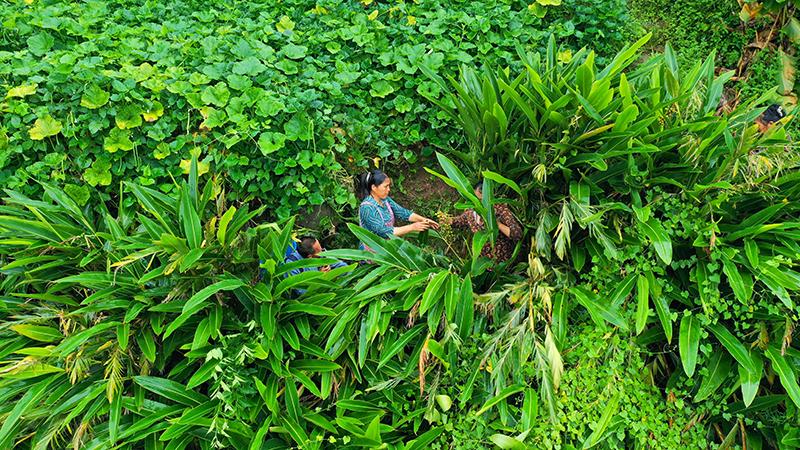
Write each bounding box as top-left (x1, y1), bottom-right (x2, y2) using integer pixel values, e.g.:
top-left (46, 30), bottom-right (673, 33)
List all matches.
top-left (393, 221), bottom-right (431, 236)
top-left (386, 197), bottom-right (439, 229)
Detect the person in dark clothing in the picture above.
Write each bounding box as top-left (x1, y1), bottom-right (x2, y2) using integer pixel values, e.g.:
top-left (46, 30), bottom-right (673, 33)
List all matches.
top-left (449, 181), bottom-right (523, 263)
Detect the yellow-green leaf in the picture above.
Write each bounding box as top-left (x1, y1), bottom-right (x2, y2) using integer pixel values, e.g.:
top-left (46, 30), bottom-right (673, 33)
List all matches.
top-left (29, 114), bottom-right (62, 140)
top-left (81, 84), bottom-right (110, 109)
top-left (7, 83), bottom-right (38, 98)
top-left (142, 101), bottom-right (164, 122)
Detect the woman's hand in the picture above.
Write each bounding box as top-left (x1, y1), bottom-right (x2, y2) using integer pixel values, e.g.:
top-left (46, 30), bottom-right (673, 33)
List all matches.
top-left (420, 217), bottom-right (440, 229)
top-left (408, 221), bottom-right (431, 232)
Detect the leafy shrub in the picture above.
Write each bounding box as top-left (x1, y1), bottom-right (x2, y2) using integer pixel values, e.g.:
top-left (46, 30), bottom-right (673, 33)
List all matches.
top-left (425, 33), bottom-right (800, 448)
top-left (628, 0), bottom-right (745, 68)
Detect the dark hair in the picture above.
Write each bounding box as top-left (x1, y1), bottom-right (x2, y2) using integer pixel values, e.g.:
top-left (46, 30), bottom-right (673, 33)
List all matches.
top-left (297, 236), bottom-right (318, 258)
top-left (354, 170), bottom-right (389, 201)
top-left (473, 180), bottom-right (483, 193)
top-left (760, 104), bottom-right (787, 124)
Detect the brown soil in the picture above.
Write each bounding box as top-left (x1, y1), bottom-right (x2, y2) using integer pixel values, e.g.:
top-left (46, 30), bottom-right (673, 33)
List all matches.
top-left (389, 154), bottom-right (462, 219)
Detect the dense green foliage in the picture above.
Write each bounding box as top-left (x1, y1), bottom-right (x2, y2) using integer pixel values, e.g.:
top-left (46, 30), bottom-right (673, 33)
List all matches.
top-left (420, 33), bottom-right (800, 448)
top-left (0, 0), bottom-right (630, 220)
top-left (628, 0), bottom-right (747, 68)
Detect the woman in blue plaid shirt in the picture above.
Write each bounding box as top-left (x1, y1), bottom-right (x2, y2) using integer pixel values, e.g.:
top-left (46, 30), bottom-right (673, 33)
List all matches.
top-left (355, 170), bottom-right (439, 252)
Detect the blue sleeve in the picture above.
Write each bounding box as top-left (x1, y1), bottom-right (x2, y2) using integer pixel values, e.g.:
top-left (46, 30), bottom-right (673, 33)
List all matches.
top-left (386, 197), bottom-right (413, 222)
top-left (360, 203), bottom-right (394, 238)
top-left (285, 251), bottom-right (314, 278)
top-left (330, 260), bottom-right (349, 270)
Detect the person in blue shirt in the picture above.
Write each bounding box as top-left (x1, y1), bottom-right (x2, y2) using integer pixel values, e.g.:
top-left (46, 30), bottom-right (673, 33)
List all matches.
top-left (354, 170), bottom-right (439, 252)
top-left (284, 236), bottom-right (348, 297)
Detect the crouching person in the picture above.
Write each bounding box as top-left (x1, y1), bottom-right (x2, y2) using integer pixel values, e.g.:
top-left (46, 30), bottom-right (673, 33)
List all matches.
top-left (284, 236), bottom-right (349, 297)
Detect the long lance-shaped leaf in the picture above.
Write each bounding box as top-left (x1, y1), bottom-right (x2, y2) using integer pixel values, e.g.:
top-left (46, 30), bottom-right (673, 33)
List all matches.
top-left (431, 152), bottom-right (482, 207)
top-left (694, 349), bottom-right (732, 402)
top-left (0, 216), bottom-right (64, 242)
top-left (765, 345), bottom-right (800, 407)
top-left (637, 217), bottom-right (672, 264)
top-left (406, 426), bottom-right (446, 450)
top-left (180, 187), bottom-right (202, 250)
top-left (133, 376), bottom-right (208, 406)
top-left (0, 374), bottom-right (58, 449)
top-left (570, 287), bottom-right (629, 331)
top-left (679, 313), bottom-right (701, 377)
top-left (347, 225), bottom-right (407, 269)
top-left (739, 350), bottom-right (762, 407)
top-left (706, 322), bottom-right (760, 375)
top-left (162, 279), bottom-right (246, 338)
top-left (474, 384), bottom-right (524, 416)
top-left (40, 183), bottom-right (96, 233)
top-left (581, 392), bottom-right (620, 449)
top-left (721, 257), bottom-right (749, 303)
top-left (610, 273), bottom-right (638, 308)
top-left (377, 324), bottom-right (426, 369)
top-left (635, 274), bottom-right (649, 334)
top-left (126, 182), bottom-right (178, 235)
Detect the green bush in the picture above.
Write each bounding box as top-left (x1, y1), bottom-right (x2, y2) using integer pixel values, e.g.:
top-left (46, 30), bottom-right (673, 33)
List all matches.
top-left (628, 0), bottom-right (745, 68)
top-left (425, 33), bottom-right (800, 448)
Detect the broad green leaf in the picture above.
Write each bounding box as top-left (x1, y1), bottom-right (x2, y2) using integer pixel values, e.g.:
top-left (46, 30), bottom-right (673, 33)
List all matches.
top-left (370, 80), bottom-right (395, 98)
top-left (116, 105), bottom-right (143, 129)
top-left (258, 132), bottom-right (287, 155)
top-left (81, 84), bottom-right (110, 109)
top-left (283, 44), bottom-right (308, 59)
top-left (104, 127), bottom-right (134, 153)
top-left (29, 114), bottom-right (62, 140)
top-left (678, 313), bottom-right (701, 377)
top-left (202, 83), bottom-right (230, 107)
top-left (284, 113), bottom-right (312, 141)
top-left (64, 184), bottom-right (90, 206)
top-left (142, 101), bottom-right (164, 122)
top-left (27, 32), bottom-right (54, 56)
